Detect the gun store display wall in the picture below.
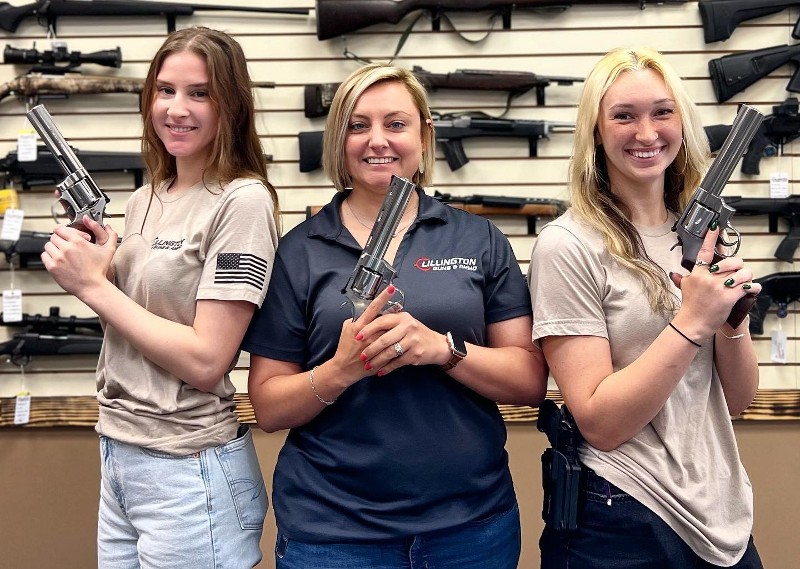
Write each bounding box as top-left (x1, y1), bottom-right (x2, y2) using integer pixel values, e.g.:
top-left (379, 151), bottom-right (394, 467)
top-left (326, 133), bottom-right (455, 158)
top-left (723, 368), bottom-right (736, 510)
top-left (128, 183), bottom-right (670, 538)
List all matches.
top-left (1, 1), bottom-right (800, 568)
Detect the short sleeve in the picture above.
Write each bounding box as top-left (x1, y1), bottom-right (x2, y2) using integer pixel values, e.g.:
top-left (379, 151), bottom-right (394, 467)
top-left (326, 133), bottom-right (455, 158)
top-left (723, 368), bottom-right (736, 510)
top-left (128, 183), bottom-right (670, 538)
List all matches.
top-left (527, 221), bottom-right (609, 342)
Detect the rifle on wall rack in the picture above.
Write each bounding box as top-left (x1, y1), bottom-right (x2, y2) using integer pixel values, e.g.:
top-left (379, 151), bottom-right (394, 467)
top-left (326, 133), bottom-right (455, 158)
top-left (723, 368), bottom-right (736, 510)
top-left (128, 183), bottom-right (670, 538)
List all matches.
top-left (315, 0), bottom-right (688, 40)
top-left (433, 191), bottom-right (566, 234)
top-left (0, 0), bottom-right (309, 34)
top-left (749, 271), bottom-right (800, 334)
top-left (299, 112), bottom-right (574, 172)
top-left (304, 66), bottom-right (584, 118)
top-left (1, 146), bottom-right (146, 189)
top-left (0, 306), bottom-right (103, 367)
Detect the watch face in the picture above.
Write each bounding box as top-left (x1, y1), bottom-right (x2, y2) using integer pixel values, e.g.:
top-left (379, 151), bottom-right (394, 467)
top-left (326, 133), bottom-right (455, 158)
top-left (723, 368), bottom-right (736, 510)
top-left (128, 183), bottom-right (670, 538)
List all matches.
top-left (449, 333), bottom-right (467, 357)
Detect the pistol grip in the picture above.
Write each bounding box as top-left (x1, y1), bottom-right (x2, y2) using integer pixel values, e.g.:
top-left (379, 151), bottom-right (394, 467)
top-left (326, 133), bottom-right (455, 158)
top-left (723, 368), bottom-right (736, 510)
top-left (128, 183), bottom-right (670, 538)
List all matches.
top-left (727, 293), bottom-right (757, 329)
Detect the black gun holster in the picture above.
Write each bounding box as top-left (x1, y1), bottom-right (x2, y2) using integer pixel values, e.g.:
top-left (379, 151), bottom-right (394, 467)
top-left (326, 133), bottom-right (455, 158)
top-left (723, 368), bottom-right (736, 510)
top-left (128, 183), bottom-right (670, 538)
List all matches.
top-left (537, 399), bottom-right (583, 532)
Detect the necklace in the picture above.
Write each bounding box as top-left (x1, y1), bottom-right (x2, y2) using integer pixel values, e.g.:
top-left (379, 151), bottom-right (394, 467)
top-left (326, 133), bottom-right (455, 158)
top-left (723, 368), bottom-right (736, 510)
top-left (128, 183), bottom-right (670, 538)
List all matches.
top-left (345, 198), bottom-right (416, 238)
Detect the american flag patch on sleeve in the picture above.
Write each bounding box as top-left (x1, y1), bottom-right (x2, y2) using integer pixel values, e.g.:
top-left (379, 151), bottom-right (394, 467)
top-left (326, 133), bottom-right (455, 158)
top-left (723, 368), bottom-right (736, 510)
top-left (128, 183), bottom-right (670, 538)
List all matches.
top-left (215, 253), bottom-right (268, 289)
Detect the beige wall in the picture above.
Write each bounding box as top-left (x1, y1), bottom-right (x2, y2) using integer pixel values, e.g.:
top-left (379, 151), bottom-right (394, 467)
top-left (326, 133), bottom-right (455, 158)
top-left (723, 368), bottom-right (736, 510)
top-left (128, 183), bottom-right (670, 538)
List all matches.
top-left (1, 422), bottom-right (798, 568)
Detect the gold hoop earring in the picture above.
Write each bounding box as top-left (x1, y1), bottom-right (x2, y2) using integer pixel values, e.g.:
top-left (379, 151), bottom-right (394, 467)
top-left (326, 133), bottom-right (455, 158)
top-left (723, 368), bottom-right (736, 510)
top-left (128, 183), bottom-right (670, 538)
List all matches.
top-left (418, 154), bottom-right (425, 175)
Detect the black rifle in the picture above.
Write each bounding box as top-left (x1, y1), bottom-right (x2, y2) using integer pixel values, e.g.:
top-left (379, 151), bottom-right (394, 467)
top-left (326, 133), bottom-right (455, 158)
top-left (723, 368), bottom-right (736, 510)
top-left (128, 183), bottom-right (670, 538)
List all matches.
top-left (0, 306), bottom-right (102, 366)
top-left (4, 42), bottom-right (121, 74)
top-left (0, 0), bottom-right (309, 34)
top-left (725, 196), bottom-right (800, 262)
top-left (749, 271), bottom-right (800, 334)
top-left (699, 0), bottom-right (800, 44)
top-left (537, 399), bottom-right (582, 532)
top-left (0, 230), bottom-right (51, 268)
top-left (298, 112), bottom-right (574, 172)
top-left (315, 0), bottom-right (688, 40)
top-left (708, 44), bottom-right (800, 103)
top-left (672, 104), bottom-right (763, 328)
top-left (304, 66), bottom-right (584, 118)
top-left (1, 145), bottom-right (145, 189)
top-left (433, 191), bottom-right (566, 234)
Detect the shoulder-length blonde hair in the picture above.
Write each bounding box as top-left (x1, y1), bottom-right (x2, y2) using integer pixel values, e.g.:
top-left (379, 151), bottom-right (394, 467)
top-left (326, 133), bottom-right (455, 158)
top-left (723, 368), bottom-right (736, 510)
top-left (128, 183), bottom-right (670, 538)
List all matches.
top-left (140, 26), bottom-right (280, 230)
top-left (570, 46), bottom-right (709, 315)
top-left (322, 63), bottom-right (435, 191)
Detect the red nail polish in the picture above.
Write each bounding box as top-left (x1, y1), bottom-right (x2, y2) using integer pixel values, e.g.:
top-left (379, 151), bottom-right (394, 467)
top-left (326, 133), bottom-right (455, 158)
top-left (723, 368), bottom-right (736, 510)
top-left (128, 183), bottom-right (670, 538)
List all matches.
top-left (365, 363), bottom-right (371, 371)
top-left (387, 284), bottom-right (395, 294)
top-left (355, 332), bottom-right (364, 341)
top-left (360, 353), bottom-right (367, 361)
top-left (377, 369), bottom-right (385, 377)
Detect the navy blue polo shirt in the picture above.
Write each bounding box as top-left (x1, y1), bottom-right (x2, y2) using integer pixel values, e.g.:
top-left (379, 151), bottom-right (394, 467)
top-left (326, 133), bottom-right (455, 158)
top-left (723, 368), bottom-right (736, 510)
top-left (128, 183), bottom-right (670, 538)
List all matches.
top-left (242, 189), bottom-right (531, 542)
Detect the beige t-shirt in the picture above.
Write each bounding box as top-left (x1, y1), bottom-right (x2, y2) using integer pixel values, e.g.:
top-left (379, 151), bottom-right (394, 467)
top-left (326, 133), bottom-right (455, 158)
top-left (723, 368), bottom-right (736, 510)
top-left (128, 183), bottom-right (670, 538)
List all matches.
top-left (96, 178), bottom-right (278, 455)
top-left (529, 208), bottom-right (753, 566)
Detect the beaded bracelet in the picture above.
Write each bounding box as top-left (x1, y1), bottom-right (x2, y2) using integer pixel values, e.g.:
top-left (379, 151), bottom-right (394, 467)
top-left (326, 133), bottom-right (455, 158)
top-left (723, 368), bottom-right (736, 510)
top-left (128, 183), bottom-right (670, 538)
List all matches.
top-left (668, 322), bottom-right (702, 348)
top-left (309, 366), bottom-right (336, 406)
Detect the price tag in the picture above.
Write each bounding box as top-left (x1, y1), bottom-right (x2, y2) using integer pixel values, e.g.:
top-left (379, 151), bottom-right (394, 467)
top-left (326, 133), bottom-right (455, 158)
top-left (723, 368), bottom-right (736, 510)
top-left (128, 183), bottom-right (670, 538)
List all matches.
top-left (16, 130), bottom-right (37, 162)
top-left (14, 393), bottom-right (31, 425)
top-left (2, 289), bottom-right (22, 322)
top-left (771, 329), bottom-right (787, 364)
top-left (769, 172), bottom-right (789, 198)
top-left (0, 188), bottom-right (19, 215)
top-left (0, 207), bottom-right (24, 241)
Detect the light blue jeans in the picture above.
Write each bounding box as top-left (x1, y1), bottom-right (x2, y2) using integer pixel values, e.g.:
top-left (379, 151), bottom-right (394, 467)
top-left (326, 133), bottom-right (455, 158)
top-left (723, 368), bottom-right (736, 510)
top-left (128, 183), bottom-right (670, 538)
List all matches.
top-left (97, 425), bottom-right (268, 569)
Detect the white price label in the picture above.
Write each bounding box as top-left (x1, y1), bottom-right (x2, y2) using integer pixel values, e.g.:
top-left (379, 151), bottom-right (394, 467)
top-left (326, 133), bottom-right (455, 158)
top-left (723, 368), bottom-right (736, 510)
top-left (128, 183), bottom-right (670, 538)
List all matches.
top-left (2, 289), bottom-right (22, 322)
top-left (14, 393), bottom-right (31, 425)
top-left (0, 208), bottom-right (24, 241)
top-left (16, 131), bottom-right (37, 162)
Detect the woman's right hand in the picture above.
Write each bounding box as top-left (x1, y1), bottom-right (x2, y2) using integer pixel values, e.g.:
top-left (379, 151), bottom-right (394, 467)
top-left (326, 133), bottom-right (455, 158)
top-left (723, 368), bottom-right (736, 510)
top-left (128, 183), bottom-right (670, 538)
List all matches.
top-left (327, 284), bottom-right (400, 389)
top-left (670, 228), bottom-right (760, 339)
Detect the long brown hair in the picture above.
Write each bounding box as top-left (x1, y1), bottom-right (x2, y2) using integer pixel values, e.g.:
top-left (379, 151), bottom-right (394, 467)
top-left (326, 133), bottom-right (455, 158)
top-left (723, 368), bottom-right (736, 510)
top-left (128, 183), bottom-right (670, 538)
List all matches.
top-left (140, 26), bottom-right (280, 229)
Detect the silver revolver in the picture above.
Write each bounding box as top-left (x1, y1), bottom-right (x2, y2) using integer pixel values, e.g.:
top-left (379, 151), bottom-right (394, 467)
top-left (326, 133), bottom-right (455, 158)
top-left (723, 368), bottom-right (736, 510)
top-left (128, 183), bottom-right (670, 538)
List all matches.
top-left (343, 175), bottom-right (416, 320)
top-left (25, 104), bottom-right (111, 237)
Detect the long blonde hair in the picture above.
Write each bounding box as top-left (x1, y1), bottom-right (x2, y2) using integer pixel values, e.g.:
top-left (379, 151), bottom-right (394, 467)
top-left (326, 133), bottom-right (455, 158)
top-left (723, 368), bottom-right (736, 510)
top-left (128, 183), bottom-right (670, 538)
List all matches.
top-left (140, 26), bottom-right (280, 230)
top-left (322, 63), bottom-right (435, 191)
top-left (570, 47), bottom-right (709, 315)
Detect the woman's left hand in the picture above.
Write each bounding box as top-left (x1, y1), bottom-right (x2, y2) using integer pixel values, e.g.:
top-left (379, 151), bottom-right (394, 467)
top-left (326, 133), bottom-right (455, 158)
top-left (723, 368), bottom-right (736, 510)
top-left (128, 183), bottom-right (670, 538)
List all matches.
top-left (357, 311), bottom-right (449, 376)
top-left (41, 214), bottom-right (118, 297)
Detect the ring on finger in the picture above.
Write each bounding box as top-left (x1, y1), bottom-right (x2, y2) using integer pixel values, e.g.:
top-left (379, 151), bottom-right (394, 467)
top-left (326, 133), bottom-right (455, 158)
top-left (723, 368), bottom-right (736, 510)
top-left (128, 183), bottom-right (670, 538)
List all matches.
top-left (695, 259), bottom-right (709, 266)
top-left (393, 342), bottom-right (404, 357)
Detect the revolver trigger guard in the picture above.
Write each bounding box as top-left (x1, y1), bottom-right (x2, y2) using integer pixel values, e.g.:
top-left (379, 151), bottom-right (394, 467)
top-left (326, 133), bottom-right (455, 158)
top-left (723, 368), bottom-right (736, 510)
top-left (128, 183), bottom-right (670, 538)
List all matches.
top-left (382, 287), bottom-right (405, 314)
top-left (718, 225), bottom-right (741, 257)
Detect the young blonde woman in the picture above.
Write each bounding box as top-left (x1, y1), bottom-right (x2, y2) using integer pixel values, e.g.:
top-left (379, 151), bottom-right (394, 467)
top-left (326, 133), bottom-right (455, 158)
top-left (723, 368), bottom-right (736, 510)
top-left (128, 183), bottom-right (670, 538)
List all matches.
top-left (529, 46), bottom-right (763, 568)
top-left (244, 63), bottom-right (548, 569)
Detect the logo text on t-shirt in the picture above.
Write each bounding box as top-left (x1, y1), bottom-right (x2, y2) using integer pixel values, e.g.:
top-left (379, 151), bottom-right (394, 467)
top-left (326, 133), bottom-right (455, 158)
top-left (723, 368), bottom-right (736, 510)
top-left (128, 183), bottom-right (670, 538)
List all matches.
top-left (414, 256), bottom-right (478, 272)
top-left (151, 237), bottom-right (185, 251)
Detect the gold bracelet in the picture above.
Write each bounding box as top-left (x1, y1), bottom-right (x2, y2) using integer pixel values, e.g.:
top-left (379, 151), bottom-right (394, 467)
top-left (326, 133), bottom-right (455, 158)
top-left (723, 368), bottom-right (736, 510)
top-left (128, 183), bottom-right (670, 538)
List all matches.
top-left (718, 315), bottom-right (749, 340)
top-left (309, 366), bottom-right (335, 406)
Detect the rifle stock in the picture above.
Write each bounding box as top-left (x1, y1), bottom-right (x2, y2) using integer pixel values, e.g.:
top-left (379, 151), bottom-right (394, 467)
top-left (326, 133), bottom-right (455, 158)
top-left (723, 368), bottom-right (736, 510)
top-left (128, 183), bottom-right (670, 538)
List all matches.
top-left (315, 0), bottom-right (687, 40)
top-left (708, 44), bottom-right (800, 103)
top-left (699, 0), bottom-right (800, 43)
top-left (0, 230), bottom-right (50, 268)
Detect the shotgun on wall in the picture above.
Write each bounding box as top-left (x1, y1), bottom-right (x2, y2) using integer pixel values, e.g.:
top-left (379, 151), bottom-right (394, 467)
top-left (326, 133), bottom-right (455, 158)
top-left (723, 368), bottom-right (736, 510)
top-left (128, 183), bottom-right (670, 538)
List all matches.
top-left (699, 0), bottom-right (800, 43)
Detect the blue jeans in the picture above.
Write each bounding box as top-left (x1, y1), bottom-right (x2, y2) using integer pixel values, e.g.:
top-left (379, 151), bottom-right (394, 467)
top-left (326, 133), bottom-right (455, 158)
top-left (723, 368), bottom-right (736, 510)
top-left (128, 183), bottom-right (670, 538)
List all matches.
top-left (540, 470), bottom-right (764, 569)
top-left (275, 502), bottom-right (520, 569)
top-left (97, 425), bottom-right (268, 569)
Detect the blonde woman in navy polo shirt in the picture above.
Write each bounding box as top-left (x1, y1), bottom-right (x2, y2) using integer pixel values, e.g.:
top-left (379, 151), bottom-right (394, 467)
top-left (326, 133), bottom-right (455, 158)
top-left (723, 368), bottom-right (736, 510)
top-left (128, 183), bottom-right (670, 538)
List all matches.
top-left (243, 63), bottom-right (548, 568)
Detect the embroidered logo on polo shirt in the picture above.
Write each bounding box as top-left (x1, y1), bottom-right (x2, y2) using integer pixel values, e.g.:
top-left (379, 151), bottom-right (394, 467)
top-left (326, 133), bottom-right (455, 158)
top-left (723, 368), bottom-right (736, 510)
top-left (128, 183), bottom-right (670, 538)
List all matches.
top-left (414, 256), bottom-right (478, 272)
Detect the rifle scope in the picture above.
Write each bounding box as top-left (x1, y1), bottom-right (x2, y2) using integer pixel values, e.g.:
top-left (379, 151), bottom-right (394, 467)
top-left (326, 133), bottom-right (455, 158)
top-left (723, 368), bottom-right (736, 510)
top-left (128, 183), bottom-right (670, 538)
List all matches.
top-left (4, 44), bottom-right (122, 70)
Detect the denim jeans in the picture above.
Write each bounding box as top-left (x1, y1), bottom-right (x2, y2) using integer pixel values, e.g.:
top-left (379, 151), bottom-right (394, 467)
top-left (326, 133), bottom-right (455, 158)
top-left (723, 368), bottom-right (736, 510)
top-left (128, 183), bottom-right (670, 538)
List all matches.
top-left (540, 470), bottom-right (764, 569)
top-left (97, 425), bottom-right (268, 569)
top-left (275, 502), bottom-right (520, 569)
